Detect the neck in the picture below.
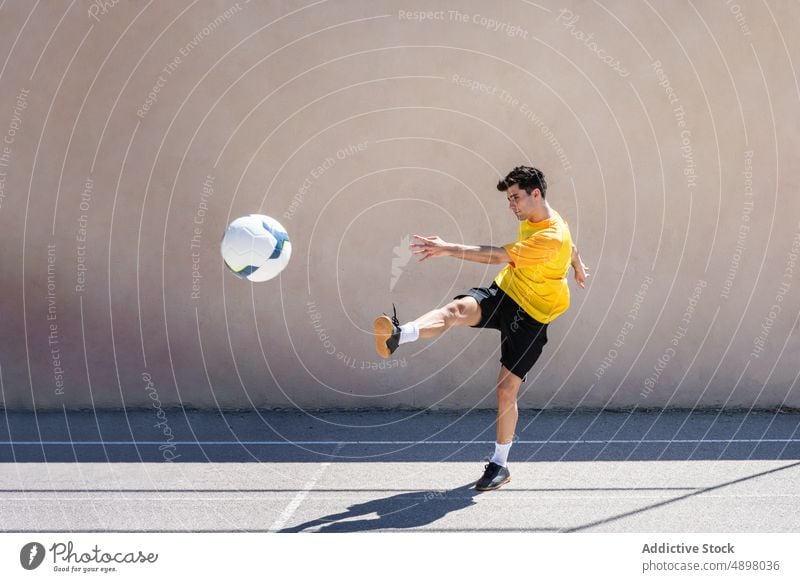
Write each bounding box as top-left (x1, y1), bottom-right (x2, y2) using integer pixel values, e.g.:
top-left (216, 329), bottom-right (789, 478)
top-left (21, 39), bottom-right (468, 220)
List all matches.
top-left (526, 201), bottom-right (553, 223)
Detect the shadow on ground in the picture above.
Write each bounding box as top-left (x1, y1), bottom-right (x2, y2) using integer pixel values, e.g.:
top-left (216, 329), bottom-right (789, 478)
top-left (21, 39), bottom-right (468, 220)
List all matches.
top-left (280, 484), bottom-right (482, 532)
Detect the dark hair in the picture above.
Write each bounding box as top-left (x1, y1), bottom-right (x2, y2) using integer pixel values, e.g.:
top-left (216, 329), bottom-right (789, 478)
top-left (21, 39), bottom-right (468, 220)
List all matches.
top-left (496, 166), bottom-right (547, 198)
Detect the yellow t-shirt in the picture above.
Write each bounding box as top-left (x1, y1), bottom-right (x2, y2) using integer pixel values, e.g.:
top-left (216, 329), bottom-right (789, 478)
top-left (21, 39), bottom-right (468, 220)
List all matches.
top-left (494, 211), bottom-right (572, 324)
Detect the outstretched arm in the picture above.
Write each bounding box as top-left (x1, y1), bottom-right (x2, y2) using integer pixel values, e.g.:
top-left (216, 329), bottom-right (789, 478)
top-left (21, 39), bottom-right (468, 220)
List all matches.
top-left (410, 235), bottom-right (509, 265)
top-left (571, 243), bottom-right (589, 288)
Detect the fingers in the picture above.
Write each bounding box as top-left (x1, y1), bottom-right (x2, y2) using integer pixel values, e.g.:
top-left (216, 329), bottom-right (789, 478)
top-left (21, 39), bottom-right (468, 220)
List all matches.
top-left (412, 244), bottom-right (440, 261)
top-left (410, 234), bottom-right (443, 255)
top-left (412, 245), bottom-right (430, 261)
top-left (411, 234), bottom-right (439, 243)
top-left (410, 235), bottom-right (429, 249)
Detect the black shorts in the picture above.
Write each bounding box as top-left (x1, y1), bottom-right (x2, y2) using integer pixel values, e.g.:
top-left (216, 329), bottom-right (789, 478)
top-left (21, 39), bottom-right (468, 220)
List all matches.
top-left (454, 283), bottom-right (548, 381)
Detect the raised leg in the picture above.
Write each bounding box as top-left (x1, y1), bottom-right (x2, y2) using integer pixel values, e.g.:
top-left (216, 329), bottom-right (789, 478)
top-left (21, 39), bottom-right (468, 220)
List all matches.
top-left (409, 297), bottom-right (482, 339)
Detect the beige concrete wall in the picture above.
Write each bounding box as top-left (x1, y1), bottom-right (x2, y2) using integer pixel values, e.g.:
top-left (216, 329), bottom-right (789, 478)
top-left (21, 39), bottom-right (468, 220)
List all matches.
top-left (0, 0), bottom-right (798, 410)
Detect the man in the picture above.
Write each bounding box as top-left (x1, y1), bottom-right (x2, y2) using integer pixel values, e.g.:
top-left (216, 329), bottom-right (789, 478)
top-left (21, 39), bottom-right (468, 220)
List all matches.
top-left (373, 166), bottom-right (588, 491)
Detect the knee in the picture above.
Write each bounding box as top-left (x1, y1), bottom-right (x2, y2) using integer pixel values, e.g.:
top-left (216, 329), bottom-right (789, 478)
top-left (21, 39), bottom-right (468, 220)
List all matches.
top-left (441, 303), bottom-right (459, 322)
top-left (496, 379), bottom-right (520, 405)
top-left (442, 300), bottom-right (469, 323)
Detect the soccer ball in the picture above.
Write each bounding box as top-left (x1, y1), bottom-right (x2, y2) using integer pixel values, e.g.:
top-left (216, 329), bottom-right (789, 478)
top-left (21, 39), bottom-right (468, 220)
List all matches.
top-left (220, 214), bottom-right (291, 282)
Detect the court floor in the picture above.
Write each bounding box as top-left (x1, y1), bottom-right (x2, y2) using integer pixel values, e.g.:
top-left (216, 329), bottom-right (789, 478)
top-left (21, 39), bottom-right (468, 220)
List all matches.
top-left (1, 409), bottom-right (799, 532)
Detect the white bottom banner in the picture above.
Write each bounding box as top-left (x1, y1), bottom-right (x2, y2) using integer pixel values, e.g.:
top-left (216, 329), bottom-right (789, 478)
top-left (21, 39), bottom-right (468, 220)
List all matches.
top-left (2, 533), bottom-right (798, 581)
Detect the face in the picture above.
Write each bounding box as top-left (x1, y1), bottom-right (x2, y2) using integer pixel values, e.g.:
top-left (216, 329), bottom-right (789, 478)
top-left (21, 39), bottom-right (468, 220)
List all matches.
top-left (505, 184), bottom-right (538, 221)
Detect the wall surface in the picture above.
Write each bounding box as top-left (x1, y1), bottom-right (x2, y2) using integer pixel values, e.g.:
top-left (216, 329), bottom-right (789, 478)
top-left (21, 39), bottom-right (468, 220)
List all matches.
top-left (0, 0), bottom-right (798, 410)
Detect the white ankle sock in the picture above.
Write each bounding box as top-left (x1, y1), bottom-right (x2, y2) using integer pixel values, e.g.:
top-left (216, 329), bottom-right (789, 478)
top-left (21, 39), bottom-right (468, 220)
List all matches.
top-left (490, 442), bottom-right (512, 467)
top-left (398, 323), bottom-right (419, 345)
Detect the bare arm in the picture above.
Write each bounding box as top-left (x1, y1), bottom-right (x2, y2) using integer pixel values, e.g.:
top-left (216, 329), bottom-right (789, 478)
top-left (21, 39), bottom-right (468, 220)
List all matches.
top-left (571, 243), bottom-right (589, 288)
top-left (410, 235), bottom-right (508, 265)
top-left (447, 243), bottom-right (509, 264)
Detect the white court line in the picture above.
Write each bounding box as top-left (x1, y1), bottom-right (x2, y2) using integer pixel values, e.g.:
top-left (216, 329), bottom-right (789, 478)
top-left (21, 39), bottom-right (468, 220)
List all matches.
top-left (8, 494), bottom-right (800, 502)
top-left (268, 442), bottom-right (344, 532)
top-left (1, 439), bottom-right (799, 445)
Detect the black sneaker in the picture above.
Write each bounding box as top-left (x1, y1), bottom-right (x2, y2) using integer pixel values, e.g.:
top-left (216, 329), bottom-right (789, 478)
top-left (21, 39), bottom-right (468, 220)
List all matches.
top-left (373, 304), bottom-right (401, 359)
top-left (475, 462), bottom-right (511, 491)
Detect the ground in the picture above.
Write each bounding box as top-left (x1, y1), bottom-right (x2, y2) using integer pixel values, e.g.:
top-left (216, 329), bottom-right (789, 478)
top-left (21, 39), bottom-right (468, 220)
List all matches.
top-left (1, 409), bottom-right (798, 532)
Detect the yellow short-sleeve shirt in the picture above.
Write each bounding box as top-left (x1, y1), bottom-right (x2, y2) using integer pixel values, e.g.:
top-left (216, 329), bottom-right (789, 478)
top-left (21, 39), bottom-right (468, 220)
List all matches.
top-left (493, 211), bottom-right (572, 324)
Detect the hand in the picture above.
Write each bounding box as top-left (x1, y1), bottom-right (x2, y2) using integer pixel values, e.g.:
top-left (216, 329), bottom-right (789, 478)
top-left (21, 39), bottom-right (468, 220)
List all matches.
top-left (410, 235), bottom-right (452, 262)
top-left (572, 258), bottom-right (589, 288)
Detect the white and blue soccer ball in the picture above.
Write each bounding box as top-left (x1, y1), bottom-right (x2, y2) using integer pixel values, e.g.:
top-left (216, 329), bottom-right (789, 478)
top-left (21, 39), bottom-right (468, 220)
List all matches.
top-left (221, 214), bottom-right (291, 282)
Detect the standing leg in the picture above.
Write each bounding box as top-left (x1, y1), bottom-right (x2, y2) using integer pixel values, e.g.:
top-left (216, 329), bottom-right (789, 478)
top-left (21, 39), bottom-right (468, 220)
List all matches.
top-left (495, 365), bottom-right (523, 446)
top-left (476, 366), bottom-right (521, 491)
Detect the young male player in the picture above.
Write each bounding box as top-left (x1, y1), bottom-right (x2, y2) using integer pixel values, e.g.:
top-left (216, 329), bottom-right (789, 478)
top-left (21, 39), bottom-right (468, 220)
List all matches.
top-left (373, 166), bottom-right (588, 491)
